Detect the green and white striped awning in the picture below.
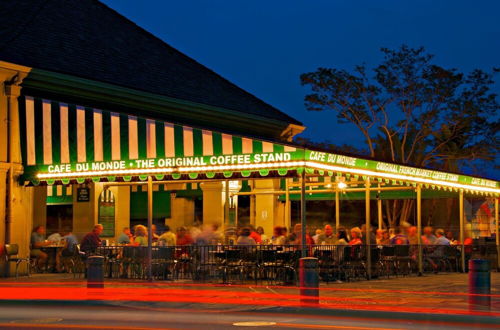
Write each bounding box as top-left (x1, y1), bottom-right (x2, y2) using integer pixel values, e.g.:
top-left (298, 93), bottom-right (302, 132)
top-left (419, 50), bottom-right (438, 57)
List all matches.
top-left (46, 185), bottom-right (73, 205)
top-left (18, 96), bottom-right (500, 195)
top-left (19, 96), bottom-right (302, 184)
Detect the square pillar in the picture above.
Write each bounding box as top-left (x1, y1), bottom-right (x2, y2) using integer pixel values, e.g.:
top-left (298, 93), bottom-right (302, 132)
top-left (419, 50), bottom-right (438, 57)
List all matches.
top-left (253, 179), bottom-right (281, 237)
top-left (170, 196), bottom-right (195, 230)
top-left (201, 181), bottom-right (224, 227)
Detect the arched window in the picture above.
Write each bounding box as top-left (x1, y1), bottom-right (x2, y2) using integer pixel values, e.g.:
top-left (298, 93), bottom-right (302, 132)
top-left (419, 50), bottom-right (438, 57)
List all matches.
top-left (98, 189), bottom-right (115, 237)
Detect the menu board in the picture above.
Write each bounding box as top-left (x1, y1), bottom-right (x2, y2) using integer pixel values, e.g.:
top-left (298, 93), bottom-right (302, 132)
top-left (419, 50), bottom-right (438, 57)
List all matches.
top-left (77, 188), bottom-right (90, 202)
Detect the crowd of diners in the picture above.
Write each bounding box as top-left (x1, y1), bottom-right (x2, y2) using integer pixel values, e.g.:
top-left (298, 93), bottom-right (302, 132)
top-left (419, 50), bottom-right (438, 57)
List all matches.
top-left (30, 221), bottom-right (472, 273)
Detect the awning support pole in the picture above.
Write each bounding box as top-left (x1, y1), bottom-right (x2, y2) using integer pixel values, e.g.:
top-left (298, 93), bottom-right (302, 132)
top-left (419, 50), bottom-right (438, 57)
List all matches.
top-left (224, 180), bottom-right (229, 230)
top-left (335, 190), bottom-right (340, 233)
top-left (417, 184), bottom-right (423, 276)
top-left (495, 197), bottom-right (499, 271)
top-left (365, 177), bottom-right (371, 280)
top-left (285, 178), bottom-right (291, 230)
top-left (459, 190), bottom-right (465, 273)
top-left (377, 184), bottom-right (382, 230)
top-left (300, 170), bottom-right (307, 258)
top-left (147, 175), bottom-right (153, 282)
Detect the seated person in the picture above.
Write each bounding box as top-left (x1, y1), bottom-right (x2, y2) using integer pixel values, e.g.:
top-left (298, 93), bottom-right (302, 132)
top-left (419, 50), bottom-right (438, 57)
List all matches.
top-left (378, 230), bottom-right (391, 245)
top-left (117, 227), bottom-right (133, 244)
top-left (317, 225), bottom-right (338, 245)
top-left (176, 226), bottom-right (193, 246)
top-left (236, 227), bottom-right (256, 246)
top-left (30, 226), bottom-right (51, 270)
top-left (151, 224), bottom-right (160, 242)
top-left (61, 230), bottom-right (78, 256)
top-left (47, 231), bottom-right (63, 244)
top-left (349, 227), bottom-right (363, 245)
top-left (56, 229), bottom-right (78, 272)
top-left (390, 227), bottom-right (409, 245)
top-left (158, 225), bottom-right (176, 246)
top-left (80, 224), bottom-right (103, 254)
top-left (133, 225), bottom-right (148, 246)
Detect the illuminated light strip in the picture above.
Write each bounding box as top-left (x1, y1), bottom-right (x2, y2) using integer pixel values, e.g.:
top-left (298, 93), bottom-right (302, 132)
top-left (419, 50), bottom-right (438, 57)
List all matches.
top-left (177, 161), bottom-right (306, 172)
top-left (35, 161), bottom-right (307, 180)
top-left (306, 161), bottom-right (500, 194)
top-left (34, 160), bottom-right (499, 193)
top-left (37, 167), bottom-right (175, 179)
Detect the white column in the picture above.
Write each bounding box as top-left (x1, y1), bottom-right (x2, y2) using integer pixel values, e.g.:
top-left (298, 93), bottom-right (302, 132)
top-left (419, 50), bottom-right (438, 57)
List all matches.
top-left (459, 190), bottom-right (465, 273)
top-left (417, 184), bottom-right (423, 276)
top-left (365, 178), bottom-right (371, 279)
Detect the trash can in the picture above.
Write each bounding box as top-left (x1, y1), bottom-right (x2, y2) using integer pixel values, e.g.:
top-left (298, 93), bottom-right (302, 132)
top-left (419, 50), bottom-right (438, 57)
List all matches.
top-left (299, 257), bottom-right (319, 305)
top-left (468, 259), bottom-right (490, 310)
top-left (87, 255), bottom-right (104, 289)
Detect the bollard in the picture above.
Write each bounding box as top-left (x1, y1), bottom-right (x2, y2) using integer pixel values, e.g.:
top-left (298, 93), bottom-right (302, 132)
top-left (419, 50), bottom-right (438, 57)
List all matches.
top-left (468, 259), bottom-right (490, 310)
top-left (299, 257), bottom-right (319, 305)
top-left (87, 255), bottom-right (104, 289)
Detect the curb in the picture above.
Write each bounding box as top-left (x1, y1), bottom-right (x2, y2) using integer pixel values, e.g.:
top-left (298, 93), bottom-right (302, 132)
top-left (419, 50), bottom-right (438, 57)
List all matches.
top-left (0, 299), bottom-right (498, 326)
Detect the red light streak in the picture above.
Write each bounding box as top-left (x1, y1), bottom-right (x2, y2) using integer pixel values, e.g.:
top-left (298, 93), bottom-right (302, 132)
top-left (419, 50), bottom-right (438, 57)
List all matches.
top-left (0, 285), bottom-right (497, 318)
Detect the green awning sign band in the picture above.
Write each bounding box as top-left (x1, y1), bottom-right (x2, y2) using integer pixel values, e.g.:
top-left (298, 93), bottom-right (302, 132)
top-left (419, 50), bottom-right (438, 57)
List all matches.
top-left (19, 96), bottom-right (500, 194)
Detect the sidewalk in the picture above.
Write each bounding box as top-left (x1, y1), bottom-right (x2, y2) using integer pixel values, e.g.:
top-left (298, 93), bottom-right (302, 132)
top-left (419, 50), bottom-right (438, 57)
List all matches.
top-left (1, 272), bottom-right (498, 323)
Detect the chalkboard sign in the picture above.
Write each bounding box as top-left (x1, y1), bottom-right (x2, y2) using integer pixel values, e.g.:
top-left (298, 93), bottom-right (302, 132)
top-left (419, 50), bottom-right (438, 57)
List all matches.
top-left (76, 188), bottom-right (90, 202)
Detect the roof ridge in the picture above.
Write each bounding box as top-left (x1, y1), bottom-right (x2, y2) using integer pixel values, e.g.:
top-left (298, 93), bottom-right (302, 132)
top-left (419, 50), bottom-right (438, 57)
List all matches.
top-left (93, 0), bottom-right (300, 124)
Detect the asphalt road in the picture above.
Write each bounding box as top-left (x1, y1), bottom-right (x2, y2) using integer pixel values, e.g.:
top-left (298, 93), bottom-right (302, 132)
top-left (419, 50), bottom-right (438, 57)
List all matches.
top-left (0, 304), bottom-right (496, 330)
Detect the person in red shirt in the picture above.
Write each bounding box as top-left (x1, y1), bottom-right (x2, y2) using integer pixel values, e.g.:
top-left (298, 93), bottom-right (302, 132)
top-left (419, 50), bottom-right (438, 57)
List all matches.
top-left (349, 227), bottom-right (363, 245)
top-left (176, 226), bottom-right (194, 246)
top-left (80, 224), bottom-right (103, 254)
top-left (249, 226), bottom-right (262, 244)
top-left (288, 224), bottom-right (314, 245)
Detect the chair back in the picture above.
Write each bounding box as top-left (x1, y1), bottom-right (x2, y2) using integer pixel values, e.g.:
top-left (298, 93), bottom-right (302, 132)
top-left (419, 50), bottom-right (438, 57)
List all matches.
top-left (259, 249), bottom-right (277, 263)
top-left (395, 245), bottom-right (410, 257)
top-left (155, 247), bottom-right (174, 260)
top-left (5, 244), bottom-right (19, 256)
top-left (225, 249), bottom-right (241, 262)
top-left (381, 245), bottom-right (395, 257)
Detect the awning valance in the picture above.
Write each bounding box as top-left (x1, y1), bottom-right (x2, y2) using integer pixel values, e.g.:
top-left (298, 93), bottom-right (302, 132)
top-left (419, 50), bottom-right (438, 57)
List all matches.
top-left (19, 96), bottom-right (499, 195)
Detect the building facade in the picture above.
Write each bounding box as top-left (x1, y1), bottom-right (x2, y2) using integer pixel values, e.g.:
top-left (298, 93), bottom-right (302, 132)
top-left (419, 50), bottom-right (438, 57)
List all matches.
top-left (0, 0), bottom-right (498, 277)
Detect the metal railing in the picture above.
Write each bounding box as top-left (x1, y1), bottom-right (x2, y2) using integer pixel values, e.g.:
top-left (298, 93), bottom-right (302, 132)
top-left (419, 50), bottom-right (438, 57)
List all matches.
top-left (68, 243), bottom-right (498, 285)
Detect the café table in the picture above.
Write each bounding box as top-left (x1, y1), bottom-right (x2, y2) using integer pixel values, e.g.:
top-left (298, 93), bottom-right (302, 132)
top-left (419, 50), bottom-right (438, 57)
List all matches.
top-left (41, 244), bottom-right (65, 272)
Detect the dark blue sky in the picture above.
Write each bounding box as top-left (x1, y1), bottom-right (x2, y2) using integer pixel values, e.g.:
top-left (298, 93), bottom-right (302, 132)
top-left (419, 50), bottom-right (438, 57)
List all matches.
top-left (102, 0), bottom-right (499, 161)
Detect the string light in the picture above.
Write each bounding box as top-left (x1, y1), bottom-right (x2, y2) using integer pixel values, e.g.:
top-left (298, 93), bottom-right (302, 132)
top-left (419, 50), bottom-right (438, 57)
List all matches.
top-left (337, 182), bottom-right (347, 189)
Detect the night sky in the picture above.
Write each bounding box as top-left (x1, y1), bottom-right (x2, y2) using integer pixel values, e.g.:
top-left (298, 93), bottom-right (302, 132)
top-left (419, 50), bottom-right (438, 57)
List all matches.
top-left (101, 0), bottom-right (499, 177)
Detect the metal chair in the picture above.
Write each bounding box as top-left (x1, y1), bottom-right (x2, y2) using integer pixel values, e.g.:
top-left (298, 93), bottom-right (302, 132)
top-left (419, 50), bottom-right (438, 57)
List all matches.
top-left (152, 247), bottom-right (175, 280)
top-left (380, 245), bottom-right (396, 278)
top-left (314, 248), bottom-right (336, 282)
top-left (4, 244), bottom-right (30, 278)
top-left (394, 245), bottom-right (411, 276)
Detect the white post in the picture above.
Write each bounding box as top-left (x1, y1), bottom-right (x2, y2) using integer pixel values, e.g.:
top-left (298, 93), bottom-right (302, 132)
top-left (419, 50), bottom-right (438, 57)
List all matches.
top-left (417, 184), bottom-right (422, 276)
top-left (285, 178), bottom-right (291, 230)
top-left (377, 184), bottom-right (382, 230)
top-left (495, 197), bottom-right (499, 271)
top-left (365, 178), bottom-right (371, 279)
top-left (300, 170), bottom-right (307, 258)
top-left (147, 176), bottom-right (153, 282)
top-left (459, 190), bottom-right (465, 273)
top-left (335, 190), bottom-right (340, 232)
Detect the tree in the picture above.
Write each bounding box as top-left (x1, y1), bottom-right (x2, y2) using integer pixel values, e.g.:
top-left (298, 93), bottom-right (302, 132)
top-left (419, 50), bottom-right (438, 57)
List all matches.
top-left (300, 45), bottom-right (499, 227)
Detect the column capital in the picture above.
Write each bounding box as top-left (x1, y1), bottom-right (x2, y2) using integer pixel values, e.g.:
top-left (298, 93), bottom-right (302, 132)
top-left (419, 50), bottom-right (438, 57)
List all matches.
top-left (0, 66), bottom-right (29, 97)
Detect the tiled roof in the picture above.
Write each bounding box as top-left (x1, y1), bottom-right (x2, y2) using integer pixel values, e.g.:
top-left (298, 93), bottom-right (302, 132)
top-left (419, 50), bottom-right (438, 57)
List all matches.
top-left (0, 0), bottom-right (301, 125)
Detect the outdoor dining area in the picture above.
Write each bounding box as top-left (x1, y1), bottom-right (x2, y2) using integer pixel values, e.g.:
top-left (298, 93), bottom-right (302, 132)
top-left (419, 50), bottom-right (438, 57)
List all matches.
top-left (60, 241), bottom-right (485, 285)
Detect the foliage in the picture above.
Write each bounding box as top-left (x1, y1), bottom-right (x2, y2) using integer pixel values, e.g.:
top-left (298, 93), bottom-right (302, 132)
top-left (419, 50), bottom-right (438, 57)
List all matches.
top-left (300, 45), bottom-right (499, 172)
top-left (300, 45), bottom-right (499, 226)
